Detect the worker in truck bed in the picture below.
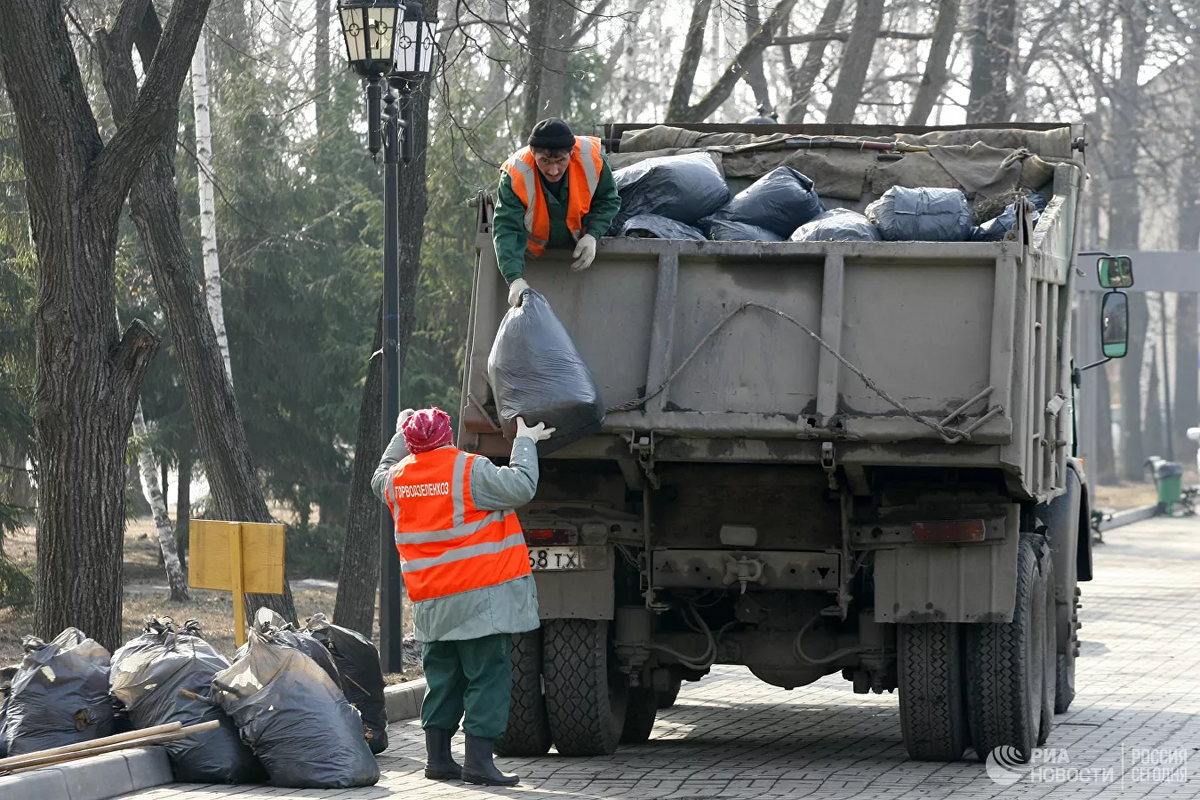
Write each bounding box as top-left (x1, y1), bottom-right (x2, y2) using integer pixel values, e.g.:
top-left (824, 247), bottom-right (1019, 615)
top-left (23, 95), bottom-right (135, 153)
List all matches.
top-left (373, 407), bottom-right (555, 787)
top-left (495, 118), bottom-right (622, 307)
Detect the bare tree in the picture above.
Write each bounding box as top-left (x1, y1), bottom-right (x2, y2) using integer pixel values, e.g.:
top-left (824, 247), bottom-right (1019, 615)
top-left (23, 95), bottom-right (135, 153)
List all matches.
top-left (0, 0), bottom-right (210, 649)
top-left (1175, 135), bottom-right (1200, 465)
top-left (743, 0), bottom-right (774, 113)
top-left (780, 0), bottom-right (846, 122)
top-left (966, 0), bottom-right (1018, 122)
top-left (906, 0), bottom-right (960, 125)
top-left (825, 0), bottom-right (886, 123)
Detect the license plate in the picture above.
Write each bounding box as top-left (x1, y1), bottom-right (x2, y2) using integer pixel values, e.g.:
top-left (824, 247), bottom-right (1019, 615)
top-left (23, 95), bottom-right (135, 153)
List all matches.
top-left (528, 546), bottom-right (581, 571)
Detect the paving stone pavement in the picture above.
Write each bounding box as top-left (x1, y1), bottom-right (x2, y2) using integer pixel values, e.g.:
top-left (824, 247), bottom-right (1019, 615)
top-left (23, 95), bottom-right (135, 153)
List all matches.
top-left (123, 516), bottom-right (1200, 799)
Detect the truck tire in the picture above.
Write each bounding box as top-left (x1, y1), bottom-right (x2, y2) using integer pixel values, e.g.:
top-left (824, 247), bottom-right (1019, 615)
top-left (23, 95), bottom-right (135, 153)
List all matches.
top-left (657, 676), bottom-right (682, 710)
top-left (621, 686), bottom-right (658, 744)
top-left (494, 630), bottom-right (551, 757)
top-left (898, 622), bottom-right (969, 761)
top-left (543, 619), bottom-right (627, 756)
top-left (1038, 543), bottom-right (1056, 746)
top-left (966, 534), bottom-right (1043, 762)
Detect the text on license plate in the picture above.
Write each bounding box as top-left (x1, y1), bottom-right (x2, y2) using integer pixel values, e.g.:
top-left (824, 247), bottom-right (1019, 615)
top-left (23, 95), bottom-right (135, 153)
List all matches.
top-left (529, 546), bottom-right (581, 570)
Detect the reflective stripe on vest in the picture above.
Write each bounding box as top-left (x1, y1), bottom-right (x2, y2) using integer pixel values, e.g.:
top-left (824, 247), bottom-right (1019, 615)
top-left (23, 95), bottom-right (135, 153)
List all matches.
top-left (384, 447), bottom-right (530, 602)
top-left (499, 136), bottom-right (604, 258)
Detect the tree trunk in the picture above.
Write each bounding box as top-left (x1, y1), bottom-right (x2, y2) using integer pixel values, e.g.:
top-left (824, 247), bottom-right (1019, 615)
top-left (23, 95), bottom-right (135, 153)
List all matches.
top-left (1120, 293), bottom-right (1149, 480)
top-left (782, 0), bottom-right (845, 123)
top-left (966, 0), bottom-right (1018, 122)
top-left (314, 0), bottom-right (331, 131)
top-left (1095, 362), bottom-right (1119, 484)
top-left (906, 0), bottom-right (959, 125)
top-left (825, 0), bottom-right (886, 124)
top-left (132, 401), bottom-right (189, 601)
top-left (743, 0), bottom-right (773, 114)
top-left (97, 7), bottom-right (296, 624)
top-left (532, 0), bottom-right (578, 124)
top-left (667, 0), bottom-right (715, 122)
top-left (176, 449), bottom-right (192, 568)
top-left (334, 306), bottom-right (384, 636)
top-left (190, 31), bottom-right (233, 385)
top-left (0, 0), bottom-right (208, 650)
top-left (520, 0), bottom-right (552, 141)
top-left (1144, 343), bottom-right (1164, 459)
top-left (1175, 139), bottom-right (1200, 467)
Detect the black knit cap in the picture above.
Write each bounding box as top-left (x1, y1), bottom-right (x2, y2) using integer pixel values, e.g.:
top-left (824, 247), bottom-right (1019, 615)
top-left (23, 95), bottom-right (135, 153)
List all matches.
top-left (528, 118), bottom-right (575, 150)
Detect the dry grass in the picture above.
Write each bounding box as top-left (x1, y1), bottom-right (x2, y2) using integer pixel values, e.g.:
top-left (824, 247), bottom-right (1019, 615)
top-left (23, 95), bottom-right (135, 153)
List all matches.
top-left (0, 517), bottom-right (416, 676)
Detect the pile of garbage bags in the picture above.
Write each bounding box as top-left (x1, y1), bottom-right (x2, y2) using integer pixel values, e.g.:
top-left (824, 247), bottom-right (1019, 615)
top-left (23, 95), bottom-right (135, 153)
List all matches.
top-left (608, 148), bottom-right (1050, 244)
top-left (489, 288), bottom-right (606, 453)
top-left (1, 613), bottom-right (389, 789)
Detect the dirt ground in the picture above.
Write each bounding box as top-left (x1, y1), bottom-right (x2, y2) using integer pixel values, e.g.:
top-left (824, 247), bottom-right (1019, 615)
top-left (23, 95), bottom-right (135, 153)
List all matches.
top-left (0, 516), bottom-right (417, 674)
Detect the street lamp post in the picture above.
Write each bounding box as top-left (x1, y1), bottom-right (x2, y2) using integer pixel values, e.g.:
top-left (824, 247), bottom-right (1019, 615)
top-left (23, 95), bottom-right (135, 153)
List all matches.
top-left (338, 0), bottom-right (437, 672)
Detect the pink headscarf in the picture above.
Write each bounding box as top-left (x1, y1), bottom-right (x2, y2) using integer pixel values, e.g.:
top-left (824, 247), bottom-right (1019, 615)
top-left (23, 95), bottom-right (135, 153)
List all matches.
top-left (402, 407), bottom-right (453, 454)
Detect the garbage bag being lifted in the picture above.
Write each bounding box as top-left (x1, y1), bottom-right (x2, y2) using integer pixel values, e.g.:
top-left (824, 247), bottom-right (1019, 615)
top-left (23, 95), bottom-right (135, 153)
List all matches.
top-left (705, 220), bottom-right (784, 242)
top-left (110, 618), bottom-right (264, 784)
top-left (213, 615), bottom-right (380, 789)
top-left (5, 628), bottom-right (114, 756)
top-left (608, 152), bottom-right (729, 232)
top-left (865, 186), bottom-right (973, 241)
top-left (790, 208), bottom-right (881, 242)
top-left (305, 613), bottom-right (389, 754)
top-left (621, 213), bottom-right (706, 241)
top-left (701, 167), bottom-right (823, 237)
top-left (488, 289), bottom-right (605, 454)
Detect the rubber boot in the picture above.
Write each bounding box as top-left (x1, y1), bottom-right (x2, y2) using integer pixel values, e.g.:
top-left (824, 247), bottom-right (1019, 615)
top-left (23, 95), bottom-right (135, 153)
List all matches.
top-left (461, 735), bottom-right (520, 787)
top-left (424, 727), bottom-right (462, 781)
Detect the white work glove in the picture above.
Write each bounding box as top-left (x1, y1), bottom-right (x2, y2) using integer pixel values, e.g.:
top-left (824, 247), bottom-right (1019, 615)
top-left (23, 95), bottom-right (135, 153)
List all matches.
top-left (515, 417), bottom-right (556, 443)
top-left (396, 408), bottom-right (415, 435)
top-left (507, 278), bottom-right (530, 308)
top-left (571, 233), bottom-right (597, 272)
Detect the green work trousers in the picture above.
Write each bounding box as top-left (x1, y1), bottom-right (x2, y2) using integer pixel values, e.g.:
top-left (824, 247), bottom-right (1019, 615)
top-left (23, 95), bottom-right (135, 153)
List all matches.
top-left (421, 633), bottom-right (512, 740)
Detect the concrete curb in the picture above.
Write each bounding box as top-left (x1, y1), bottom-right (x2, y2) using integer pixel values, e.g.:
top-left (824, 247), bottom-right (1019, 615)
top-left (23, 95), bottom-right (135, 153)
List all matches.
top-left (384, 677), bottom-right (426, 722)
top-left (0, 682), bottom-right (426, 800)
top-left (0, 746), bottom-right (173, 800)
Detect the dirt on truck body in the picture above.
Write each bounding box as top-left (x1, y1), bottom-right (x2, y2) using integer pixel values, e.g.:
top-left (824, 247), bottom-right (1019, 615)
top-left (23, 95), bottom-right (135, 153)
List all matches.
top-left (457, 122), bottom-right (1101, 762)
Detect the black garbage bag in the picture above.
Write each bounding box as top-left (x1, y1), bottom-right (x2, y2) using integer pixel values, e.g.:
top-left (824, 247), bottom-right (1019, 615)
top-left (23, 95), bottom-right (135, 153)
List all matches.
top-left (866, 186), bottom-right (973, 241)
top-left (790, 208), bottom-right (881, 242)
top-left (0, 664), bottom-right (15, 758)
top-left (608, 152), bottom-right (729, 233)
top-left (238, 609), bottom-right (341, 689)
top-left (5, 628), bottom-right (114, 756)
top-left (970, 193), bottom-right (1047, 242)
top-left (110, 618), bottom-right (265, 784)
top-left (305, 613), bottom-right (389, 754)
top-left (705, 220), bottom-right (784, 241)
top-left (488, 289), bottom-right (605, 454)
top-left (700, 167), bottom-right (823, 237)
top-left (621, 213), bottom-right (706, 241)
top-left (213, 619), bottom-right (379, 789)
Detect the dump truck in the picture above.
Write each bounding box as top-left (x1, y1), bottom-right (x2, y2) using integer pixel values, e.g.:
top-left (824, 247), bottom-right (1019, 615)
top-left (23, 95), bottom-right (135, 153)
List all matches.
top-left (457, 122), bottom-right (1132, 763)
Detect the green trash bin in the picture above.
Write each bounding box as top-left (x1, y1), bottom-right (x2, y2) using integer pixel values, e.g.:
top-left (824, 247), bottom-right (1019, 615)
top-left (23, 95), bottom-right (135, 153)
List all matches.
top-left (1147, 458), bottom-right (1185, 513)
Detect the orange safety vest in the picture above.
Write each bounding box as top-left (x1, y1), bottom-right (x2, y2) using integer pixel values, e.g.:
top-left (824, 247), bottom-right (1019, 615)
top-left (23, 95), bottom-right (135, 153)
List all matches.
top-left (500, 136), bottom-right (604, 258)
top-left (383, 447), bottom-right (530, 603)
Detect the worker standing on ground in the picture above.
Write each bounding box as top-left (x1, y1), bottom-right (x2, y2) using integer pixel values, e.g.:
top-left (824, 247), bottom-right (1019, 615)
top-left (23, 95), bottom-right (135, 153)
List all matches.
top-left (372, 407), bottom-right (554, 787)
top-left (494, 118), bottom-right (622, 307)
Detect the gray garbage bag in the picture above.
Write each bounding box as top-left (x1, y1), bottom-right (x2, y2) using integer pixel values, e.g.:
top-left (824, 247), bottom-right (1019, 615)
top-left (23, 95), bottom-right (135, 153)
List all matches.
top-left (0, 664), bottom-right (14, 758)
top-left (608, 152), bottom-right (729, 233)
top-left (621, 214), bottom-right (706, 241)
top-left (305, 613), bottom-right (389, 754)
top-left (5, 628), bottom-right (114, 756)
top-left (488, 289), bottom-right (605, 454)
top-left (790, 208), bottom-right (881, 242)
top-left (970, 193), bottom-right (1047, 241)
top-left (865, 186), bottom-right (973, 241)
top-left (238, 609), bottom-right (341, 689)
top-left (700, 167), bottom-right (823, 237)
top-left (110, 618), bottom-right (264, 784)
top-left (706, 220), bottom-right (784, 241)
top-left (213, 618), bottom-right (379, 789)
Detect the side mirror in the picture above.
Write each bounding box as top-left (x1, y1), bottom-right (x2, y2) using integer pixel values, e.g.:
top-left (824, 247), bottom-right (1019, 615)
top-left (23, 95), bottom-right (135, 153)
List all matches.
top-left (1101, 290), bottom-right (1129, 359)
top-left (1098, 255), bottom-right (1134, 288)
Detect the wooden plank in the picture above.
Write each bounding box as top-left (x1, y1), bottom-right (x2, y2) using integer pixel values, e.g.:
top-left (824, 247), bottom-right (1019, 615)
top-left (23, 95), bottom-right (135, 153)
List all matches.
top-left (229, 523), bottom-right (246, 648)
top-left (188, 520), bottom-right (285, 596)
top-left (187, 520), bottom-right (239, 592)
top-left (238, 522), bottom-right (286, 595)
top-left (816, 253), bottom-right (845, 424)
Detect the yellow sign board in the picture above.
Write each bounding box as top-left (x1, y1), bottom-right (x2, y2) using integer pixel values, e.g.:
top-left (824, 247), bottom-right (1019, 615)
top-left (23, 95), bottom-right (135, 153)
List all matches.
top-left (188, 520), bottom-right (286, 646)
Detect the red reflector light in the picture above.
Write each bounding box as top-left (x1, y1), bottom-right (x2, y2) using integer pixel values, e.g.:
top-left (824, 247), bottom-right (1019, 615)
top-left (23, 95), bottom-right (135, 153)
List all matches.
top-left (911, 520), bottom-right (987, 542)
top-left (525, 529), bottom-right (573, 545)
